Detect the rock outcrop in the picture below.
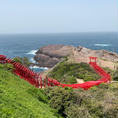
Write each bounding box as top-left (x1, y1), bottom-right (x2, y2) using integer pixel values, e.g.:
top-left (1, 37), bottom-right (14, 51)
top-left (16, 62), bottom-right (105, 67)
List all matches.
top-left (34, 45), bottom-right (73, 68)
top-left (34, 45), bottom-right (118, 69)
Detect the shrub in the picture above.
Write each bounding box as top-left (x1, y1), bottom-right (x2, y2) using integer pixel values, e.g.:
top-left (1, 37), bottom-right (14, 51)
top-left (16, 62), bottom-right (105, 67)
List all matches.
top-left (45, 82), bottom-right (118, 118)
top-left (45, 87), bottom-right (74, 117)
top-left (65, 105), bottom-right (92, 118)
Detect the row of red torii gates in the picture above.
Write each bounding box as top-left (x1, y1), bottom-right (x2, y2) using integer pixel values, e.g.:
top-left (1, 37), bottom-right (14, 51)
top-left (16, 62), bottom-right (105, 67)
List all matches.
top-left (0, 55), bottom-right (111, 90)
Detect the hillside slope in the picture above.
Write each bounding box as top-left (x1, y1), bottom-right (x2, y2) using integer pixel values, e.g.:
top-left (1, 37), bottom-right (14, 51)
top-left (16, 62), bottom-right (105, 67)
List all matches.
top-left (47, 61), bottom-right (100, 84)
top-left (0, 64), bottom-right (62, 118)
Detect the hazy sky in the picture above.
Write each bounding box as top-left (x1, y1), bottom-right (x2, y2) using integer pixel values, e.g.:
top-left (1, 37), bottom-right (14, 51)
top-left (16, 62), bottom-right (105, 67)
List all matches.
top-left (0, 0), bottom-right (117, 34)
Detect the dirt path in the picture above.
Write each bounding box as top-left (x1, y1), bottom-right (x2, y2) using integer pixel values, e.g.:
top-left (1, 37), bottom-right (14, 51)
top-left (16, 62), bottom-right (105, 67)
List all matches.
top-left (76, 79), bottom-right (84, 84)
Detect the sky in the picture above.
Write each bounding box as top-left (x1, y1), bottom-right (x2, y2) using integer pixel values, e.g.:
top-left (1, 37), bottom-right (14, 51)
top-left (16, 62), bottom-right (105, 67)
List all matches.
top-left (0, 0), bottom-right (117, 34)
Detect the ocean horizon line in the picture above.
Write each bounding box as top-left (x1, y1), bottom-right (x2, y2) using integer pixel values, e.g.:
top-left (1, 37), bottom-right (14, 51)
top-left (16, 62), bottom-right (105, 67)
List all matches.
top-left (0, 31), bottom-right (117, 35)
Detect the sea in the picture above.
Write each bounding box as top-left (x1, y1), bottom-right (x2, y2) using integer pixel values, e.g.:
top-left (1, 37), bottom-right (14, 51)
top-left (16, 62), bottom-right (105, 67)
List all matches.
top-left (0, 32), bottom-right (118, 72)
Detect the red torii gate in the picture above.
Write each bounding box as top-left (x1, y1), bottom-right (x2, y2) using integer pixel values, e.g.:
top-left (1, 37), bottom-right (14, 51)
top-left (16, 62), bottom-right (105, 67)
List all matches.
top-left (89, 56), bottom-right (97, 64)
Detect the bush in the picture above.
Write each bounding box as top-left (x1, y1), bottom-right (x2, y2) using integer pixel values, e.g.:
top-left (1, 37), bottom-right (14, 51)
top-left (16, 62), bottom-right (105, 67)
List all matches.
top-left (45, 87), bottom-right (74, 117)
top-left (65, 105), bottom-right (92, 118)
top-left (45, 82), bottom-right (118, 118)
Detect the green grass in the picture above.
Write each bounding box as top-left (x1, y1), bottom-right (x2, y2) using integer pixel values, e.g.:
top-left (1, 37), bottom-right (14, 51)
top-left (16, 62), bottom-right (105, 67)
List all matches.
top-left (48, 61), bottom-right (100, 84)
top-left (0, 64), bottom-right (62, 118)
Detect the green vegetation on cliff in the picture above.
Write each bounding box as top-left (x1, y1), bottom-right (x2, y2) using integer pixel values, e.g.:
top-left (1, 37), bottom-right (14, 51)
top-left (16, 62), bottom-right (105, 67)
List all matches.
top-left (0, 64), bottom-right (62, 118)
top-left (48, 60), bottom-right (100, 84)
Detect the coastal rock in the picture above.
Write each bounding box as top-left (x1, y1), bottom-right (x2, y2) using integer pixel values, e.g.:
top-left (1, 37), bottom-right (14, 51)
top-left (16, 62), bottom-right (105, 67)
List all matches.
top-left (70, 46), bottom-right (118, 69)
top-left (34, 45), bottom-right (73, 68)
top-left (34, 45), bottom-right (118, 69)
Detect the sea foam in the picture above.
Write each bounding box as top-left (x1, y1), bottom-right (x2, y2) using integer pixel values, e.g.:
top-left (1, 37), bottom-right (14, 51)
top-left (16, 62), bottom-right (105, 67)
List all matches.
top-left (39, 67), bottom-right (48, 70)
top-left (26, 50), bottom-right (38, 55)
top-left (94, 44), bottom-right (111, 47)
top-left (30, 66), bottom-right (39, 69)
top-left (30, 58), bottom-right (36, 63)
top-left (30, 66), bottom-right (48, 70)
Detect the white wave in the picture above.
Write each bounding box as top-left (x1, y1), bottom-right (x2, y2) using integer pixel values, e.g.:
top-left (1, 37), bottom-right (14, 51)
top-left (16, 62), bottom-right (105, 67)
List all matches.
top-left (26, 50), bottom-right (38, 55)
top-left (30, 66), bottom-right (39, 69)
top-left (30, 66), bottom-right (48, 70)
top-left (94, 44), bottom-right (111, 47)
top-left (39, 67), bottom-right (48, 70)
top-left (30, 58), bottom-right (36, 63)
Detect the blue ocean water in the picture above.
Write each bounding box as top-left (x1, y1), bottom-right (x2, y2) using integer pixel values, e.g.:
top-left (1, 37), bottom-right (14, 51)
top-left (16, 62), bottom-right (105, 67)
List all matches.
top-left (0, 32), bottom-right (117, 72)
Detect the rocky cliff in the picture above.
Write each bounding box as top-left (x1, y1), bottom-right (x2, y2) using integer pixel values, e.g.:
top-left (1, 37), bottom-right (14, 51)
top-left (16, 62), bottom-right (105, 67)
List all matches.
top-left (34, 45), bottom-right (118, 69)
top-left (34, 45), bottom-right (73, 68)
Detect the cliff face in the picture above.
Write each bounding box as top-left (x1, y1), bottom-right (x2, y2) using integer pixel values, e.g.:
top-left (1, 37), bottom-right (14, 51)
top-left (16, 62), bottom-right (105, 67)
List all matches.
top-left (34, 45), bottom-right (118, 69)
top-left (34, 45), bottom-right (73, 68)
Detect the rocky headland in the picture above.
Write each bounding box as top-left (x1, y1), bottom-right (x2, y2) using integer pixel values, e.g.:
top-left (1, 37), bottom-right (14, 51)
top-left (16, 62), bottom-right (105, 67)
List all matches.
top-left (34, 45), bottom-right (118, 70)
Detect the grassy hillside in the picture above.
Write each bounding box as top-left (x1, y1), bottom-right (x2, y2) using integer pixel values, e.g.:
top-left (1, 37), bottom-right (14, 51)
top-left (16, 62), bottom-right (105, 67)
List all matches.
top-left (0, 64), bottom-right (62, 118)
top-left (48, 60), bottom-right (100, 84)
top-left (0, 62), bottom-right (117, 118)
